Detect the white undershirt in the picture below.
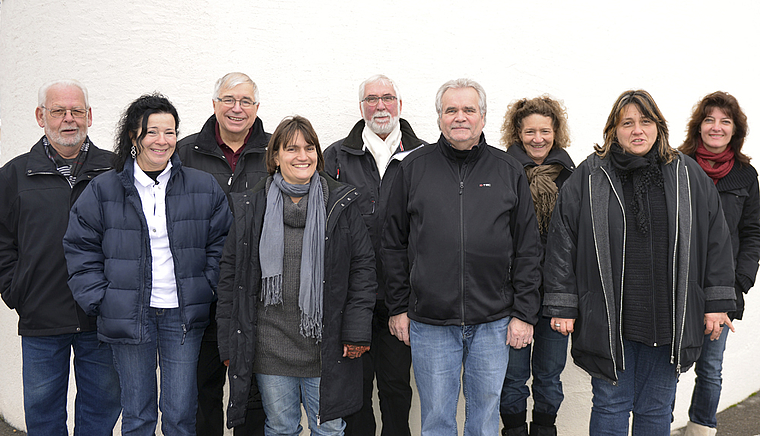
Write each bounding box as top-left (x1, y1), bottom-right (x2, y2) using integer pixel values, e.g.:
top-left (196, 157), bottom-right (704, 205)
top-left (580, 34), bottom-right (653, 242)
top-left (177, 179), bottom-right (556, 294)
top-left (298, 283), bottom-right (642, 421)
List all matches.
top-left (133, 160), bottom-right (179, 308)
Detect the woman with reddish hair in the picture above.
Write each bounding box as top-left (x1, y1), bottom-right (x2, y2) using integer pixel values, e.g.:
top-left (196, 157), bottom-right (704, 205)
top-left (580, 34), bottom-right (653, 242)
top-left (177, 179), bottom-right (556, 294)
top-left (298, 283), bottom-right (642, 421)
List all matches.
top-left (678, 91), bottom-right (760, 436)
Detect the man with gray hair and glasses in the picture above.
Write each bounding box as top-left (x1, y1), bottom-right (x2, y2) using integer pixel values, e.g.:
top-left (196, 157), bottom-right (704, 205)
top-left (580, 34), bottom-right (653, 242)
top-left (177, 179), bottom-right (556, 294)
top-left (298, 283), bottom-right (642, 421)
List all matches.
top-left (177, 72), bottom-right (269, 435)
top-left (324, 74), bottom-right (424, 436)
top-left (0, 79), bottom-right (120, 435)
top-left (381, 78), bottom-right (541, 435)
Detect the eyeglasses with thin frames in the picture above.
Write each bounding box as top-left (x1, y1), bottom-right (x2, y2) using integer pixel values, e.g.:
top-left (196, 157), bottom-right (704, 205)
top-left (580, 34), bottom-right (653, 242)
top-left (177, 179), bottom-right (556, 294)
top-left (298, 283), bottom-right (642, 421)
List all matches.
top-left (216, 97), bottom-right (257, 108)
top-left (362, 95), bottom-right (397, 106)
top-left (41, 106), bottom-right (88, 119)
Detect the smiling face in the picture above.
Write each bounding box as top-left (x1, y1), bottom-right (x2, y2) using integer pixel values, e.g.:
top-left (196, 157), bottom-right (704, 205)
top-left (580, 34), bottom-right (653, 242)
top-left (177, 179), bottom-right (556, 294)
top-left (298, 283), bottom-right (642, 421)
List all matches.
top-left (134, 112), bottom-right (177, 172)
top-left (438, 87), bottom-right (485, 150)
top-left (213, 83), bottom-right (258, 138)
top-left (275, 131), bottom-right (318, 185)
top-left (361, 80), bottom-right (401, 139)
top-left (700, 107), bottom-right (734, 154)
top-left (520, 114), bottom-right (555, 165)
top-left (616, 104), bottom-right (658, 156)
top-left (35, 84), bottom-right (92, 158)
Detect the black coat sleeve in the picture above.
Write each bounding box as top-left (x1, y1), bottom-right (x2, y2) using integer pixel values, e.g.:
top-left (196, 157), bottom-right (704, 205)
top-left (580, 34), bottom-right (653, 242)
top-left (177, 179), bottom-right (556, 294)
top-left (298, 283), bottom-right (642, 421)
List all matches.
top-left (379, 164), bottom-right (411, 317)
top-left (216, 205), bottom-right (238, 362)
top-left (543, 169), bottom-right (582, 320)
top-left (507, 167), bottom-right (542, 325)
top-left (734, 175), bottom-right (760, 293)
top-left (340, 203), bottom-right (377, 345)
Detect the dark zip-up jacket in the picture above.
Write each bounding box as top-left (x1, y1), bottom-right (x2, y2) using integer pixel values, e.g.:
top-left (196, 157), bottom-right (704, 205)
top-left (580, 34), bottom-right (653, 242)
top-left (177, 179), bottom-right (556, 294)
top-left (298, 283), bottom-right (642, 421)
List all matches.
top-left (324, 118), bottom-right (424, 300)
top-left (381, 134), bottom-right (542, 326)
top-left (217, 173), bottom-right (376, 427)
top-left (177, 114), bottom-right (270, 341)
top-left (0, 137), bottom-right (113, 336)
top-left (690, 158), bottom-right (760, 320)
top-left (543, 152), bottom-right (736, 383)
top-left (177, 114), bottom-right (270, 194)
top-left (62, 154), bottom-right (232, 344)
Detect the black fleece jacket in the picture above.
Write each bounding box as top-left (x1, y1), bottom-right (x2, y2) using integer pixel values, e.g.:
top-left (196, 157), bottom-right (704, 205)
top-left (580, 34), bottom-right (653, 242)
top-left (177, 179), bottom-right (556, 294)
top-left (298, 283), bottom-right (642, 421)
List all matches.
top-left (381, 134), bottom-right (542, 326)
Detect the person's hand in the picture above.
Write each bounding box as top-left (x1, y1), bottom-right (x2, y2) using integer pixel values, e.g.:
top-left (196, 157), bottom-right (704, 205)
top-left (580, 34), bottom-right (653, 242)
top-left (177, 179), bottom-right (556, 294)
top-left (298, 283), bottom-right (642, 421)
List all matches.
top-left (704, 313), bottom-right (735, 341)
top-left (343, 344), bottom-right (370, 359)
top-left (389, 312), bottom-right (411, 346)
top-left (551, 318), bottom-right (575, 336)
top-left (507, 318), bottom-right (534, 349)
top-left (223, 359), bottom-right (229, 367)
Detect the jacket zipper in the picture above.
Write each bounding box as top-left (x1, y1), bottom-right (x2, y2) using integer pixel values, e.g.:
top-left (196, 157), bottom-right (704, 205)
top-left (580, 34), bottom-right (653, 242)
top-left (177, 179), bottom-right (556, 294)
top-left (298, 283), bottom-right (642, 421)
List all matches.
top-left (672, 159), bottom-right (690, 373)
top-left (195, 146), bottom-right (236, 188)
top-left (327, 187), bottom-right (357, 223)
top-left (459, 164), bottom-right (467, 325)
top-left (163, 177), bottom-right (189, 345)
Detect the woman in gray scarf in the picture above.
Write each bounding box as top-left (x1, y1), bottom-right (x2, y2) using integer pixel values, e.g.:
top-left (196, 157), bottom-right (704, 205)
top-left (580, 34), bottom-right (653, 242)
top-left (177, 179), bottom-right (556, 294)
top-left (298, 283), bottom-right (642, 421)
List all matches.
top-left (216, 115), bottom-right (376, 434)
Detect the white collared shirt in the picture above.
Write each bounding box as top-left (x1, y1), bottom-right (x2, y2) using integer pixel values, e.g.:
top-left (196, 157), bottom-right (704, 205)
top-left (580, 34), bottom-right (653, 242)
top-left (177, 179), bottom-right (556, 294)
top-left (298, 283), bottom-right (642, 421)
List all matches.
top-left (133, 160), bottom-right (179, 308)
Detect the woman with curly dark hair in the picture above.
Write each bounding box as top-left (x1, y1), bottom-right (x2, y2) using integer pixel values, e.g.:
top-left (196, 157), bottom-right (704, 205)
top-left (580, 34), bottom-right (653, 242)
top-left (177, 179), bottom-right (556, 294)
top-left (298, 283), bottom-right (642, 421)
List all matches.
top-left (499, 96), bottom-right (575, 436)
top-left (63, 93), bottom-right (232, 435)
top-left (678, 91), bottom-right (760, 436)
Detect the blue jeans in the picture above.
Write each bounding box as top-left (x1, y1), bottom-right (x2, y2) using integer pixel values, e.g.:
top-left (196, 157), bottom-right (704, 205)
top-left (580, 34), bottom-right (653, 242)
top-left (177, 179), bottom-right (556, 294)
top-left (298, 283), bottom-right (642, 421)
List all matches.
top-left (501, 316), bottom-right (568, 417)
top-left (688, 328), bottom-right (729, 428)
top-left (22, 331), bottom-right (121, 436)
top-left (111, 307), bottom-right (204, 436)
top-left (590, 339), bottom-right (677, 436)
top-left (256, 374), bottom-right (345, 436)
top-left (410, 317), bottom-right (509, 436)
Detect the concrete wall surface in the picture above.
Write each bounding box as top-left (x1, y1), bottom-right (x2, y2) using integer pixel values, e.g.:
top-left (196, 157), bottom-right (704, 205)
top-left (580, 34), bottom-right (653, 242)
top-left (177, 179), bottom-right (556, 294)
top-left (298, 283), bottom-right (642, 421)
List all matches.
top-left (1, 1), bottom-right (759, 434)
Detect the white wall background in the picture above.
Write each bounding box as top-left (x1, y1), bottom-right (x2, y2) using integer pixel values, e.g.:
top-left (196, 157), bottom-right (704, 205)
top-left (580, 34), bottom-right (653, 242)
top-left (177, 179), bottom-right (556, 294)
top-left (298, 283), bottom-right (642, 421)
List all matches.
top-left (1, 0), bottom-right (759, 434)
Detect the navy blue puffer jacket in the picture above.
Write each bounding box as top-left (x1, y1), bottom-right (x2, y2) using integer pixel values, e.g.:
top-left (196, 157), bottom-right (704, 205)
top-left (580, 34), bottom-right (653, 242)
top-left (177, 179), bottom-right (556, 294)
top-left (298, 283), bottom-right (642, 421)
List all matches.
top-left (63, 155), bottom-right (232, 344)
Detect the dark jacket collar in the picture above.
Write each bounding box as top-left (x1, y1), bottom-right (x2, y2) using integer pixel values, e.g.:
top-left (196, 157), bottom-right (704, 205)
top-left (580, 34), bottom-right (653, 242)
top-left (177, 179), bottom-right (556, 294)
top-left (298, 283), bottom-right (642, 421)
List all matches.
top-left (437, 133), bottom-right (487, 162)
top-left (697, 156), bottom-right (759, 192)
top-left (26, 136), bottom-right (113, 176)
top-left (197, 114), bottom-right (269, 154)
top-left (340, 118), bottom-right (424, 155)
top-left (506, 142), bottom-right (575, 171)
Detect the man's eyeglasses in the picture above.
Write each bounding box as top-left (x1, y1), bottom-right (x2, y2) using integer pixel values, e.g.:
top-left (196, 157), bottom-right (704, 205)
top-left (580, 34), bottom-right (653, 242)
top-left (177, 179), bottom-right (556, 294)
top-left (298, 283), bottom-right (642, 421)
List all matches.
top-left (216, 97), bottom-right (257, 108)
top-left (362, 95), bottom-right (397, 106)
top-left (41, 106), bottom-right (88, 119)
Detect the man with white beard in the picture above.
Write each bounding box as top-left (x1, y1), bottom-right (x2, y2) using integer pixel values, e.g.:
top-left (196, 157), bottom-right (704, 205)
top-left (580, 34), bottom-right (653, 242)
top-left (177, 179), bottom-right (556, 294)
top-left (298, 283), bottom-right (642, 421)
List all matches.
top-left (324, 74), bottom-right (424, 436)
top-left (0, 80), bottom-right (120, 435)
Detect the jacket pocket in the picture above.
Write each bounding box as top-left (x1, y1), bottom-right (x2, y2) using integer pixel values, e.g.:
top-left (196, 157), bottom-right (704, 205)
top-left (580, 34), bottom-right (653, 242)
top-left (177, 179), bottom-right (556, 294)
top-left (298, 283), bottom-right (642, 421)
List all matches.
top-left (683, 280), bottom-right (706, 351)
top-left (720, 188), bottom-right (747, 230)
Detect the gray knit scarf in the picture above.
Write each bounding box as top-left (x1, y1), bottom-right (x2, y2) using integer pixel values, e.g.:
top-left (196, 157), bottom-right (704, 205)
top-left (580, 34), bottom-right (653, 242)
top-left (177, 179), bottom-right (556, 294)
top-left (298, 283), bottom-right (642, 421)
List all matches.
top-left (260, 171), bottom-right (326, 341)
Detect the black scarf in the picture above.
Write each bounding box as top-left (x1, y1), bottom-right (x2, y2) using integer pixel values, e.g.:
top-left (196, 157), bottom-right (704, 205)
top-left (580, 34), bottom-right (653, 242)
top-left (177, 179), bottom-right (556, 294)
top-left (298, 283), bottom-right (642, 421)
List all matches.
top-left (609, 143), bottom-right (664, 234)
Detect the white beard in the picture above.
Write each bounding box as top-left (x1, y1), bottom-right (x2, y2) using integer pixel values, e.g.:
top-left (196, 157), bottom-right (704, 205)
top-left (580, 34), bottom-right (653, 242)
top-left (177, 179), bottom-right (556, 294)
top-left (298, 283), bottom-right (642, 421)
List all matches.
top-left (366, 111), bottom-right (400, 136)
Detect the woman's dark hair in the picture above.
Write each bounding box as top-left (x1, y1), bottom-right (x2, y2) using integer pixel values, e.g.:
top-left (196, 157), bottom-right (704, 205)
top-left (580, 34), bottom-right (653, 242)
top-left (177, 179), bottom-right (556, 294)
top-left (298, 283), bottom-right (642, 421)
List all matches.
top-left (114, 93), bottom-right (179, 171)
top-left (595, 89), bottom-right (676, 164)
top-left (679, 91), bottom-right (750, 166)
top-left (265, 115), bottom-right (324, 175)
top-left (501, 95), bottom-right (570, 150)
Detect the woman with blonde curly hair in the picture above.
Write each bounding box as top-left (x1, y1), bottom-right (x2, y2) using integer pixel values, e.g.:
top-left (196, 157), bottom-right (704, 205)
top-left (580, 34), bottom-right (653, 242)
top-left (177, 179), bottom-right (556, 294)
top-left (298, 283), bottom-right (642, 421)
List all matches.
top-left (499, 95), bottom-right (575, 436)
